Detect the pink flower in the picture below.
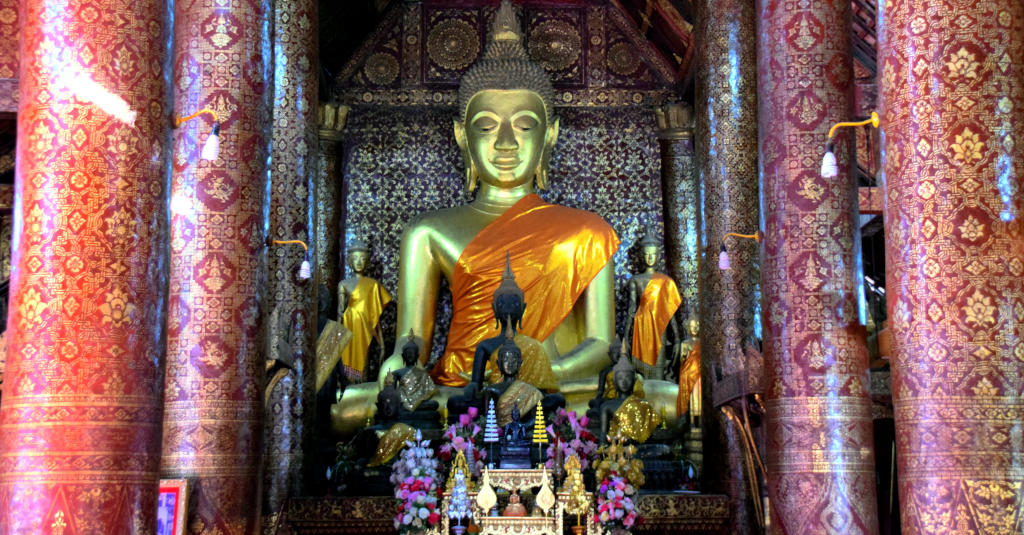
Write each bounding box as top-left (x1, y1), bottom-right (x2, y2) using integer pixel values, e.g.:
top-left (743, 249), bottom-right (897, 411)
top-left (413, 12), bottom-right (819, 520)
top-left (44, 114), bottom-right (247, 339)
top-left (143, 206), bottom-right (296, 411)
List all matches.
top-left (459, 413), bottom-right (471, 427)
top-left (468, 406), bottom-right (479, 419)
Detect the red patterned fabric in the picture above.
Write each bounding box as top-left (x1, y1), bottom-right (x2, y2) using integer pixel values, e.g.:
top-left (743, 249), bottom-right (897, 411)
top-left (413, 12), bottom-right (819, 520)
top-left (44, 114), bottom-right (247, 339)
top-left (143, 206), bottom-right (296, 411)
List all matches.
top-left (879, 2), bottom-right (1024, 533)
top-left (160, 0), bottom-right (272, 533)
top-left (757, 0), bottom-right (879, 532)
top-left (0, 0), bottom-right (170, 531)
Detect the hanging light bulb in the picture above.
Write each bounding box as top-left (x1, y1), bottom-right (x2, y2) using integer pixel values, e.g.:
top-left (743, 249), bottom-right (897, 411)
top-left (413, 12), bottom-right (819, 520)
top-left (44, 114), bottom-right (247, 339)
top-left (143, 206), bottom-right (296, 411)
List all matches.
top-left (718, 244), bottom-right (730, 271)
top-left (201, 122), bottom-right (221, 161)
top-left (271, 239), bottom-right (312, 280)
top-left (820, 141), bottom-right (837, 178)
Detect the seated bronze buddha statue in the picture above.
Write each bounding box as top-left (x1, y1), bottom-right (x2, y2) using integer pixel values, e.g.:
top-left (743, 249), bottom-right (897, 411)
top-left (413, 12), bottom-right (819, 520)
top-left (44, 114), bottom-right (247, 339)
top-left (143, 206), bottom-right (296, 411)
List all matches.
top-left (599, 356), bottom-right (661, 444)
top-left (482, 336), bottom-right (561, 428)
top-left (586, 336), bottom-right (645, 421)
top-left (359, 381), bottom-right (417, 468)
top-left (447, 255), bottom-right (558, 420)
top-left (393, 331), bottom-right (439, 411)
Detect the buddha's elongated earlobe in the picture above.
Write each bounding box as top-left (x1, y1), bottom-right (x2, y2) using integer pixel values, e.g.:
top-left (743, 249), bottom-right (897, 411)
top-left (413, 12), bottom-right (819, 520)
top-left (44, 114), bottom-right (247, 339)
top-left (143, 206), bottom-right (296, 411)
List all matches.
top-left (454, 119), bottom-right (478, 192)
top-left (534, 116), bottom-right (559, 190)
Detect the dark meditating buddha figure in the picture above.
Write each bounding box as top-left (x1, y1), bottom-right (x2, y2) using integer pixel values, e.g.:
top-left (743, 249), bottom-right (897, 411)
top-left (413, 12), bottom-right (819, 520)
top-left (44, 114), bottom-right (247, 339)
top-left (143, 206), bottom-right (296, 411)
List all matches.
top-left (362, 380), bottom-right (417, 468)
top-left (447, 254), bottom-right (559, 419)
top-left (599, 356), bottom-right (661, 444)
top-left (392, 331), bottom-right (440, 428)
top-left (483, 336), bottom-right (542, 428)
top-left (586, 337), bottom-right (644, 420)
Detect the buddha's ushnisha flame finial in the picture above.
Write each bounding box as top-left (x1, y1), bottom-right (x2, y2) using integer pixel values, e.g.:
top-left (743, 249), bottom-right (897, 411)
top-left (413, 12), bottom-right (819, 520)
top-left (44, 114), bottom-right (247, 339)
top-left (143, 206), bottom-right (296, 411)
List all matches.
top-left (639, 226), bottom-right (660, 248)
top-left (493, 252), bottom-right (525, 301)
top-left (457, 0), bottom-right (554, 120)
top-left (613, 353), bottom-right (635, 375)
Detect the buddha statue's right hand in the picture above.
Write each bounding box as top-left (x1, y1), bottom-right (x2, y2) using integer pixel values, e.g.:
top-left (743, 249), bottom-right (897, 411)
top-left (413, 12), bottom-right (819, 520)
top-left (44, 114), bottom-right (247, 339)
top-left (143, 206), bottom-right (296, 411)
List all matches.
top-left (377, 352), bottom-right (404, 389)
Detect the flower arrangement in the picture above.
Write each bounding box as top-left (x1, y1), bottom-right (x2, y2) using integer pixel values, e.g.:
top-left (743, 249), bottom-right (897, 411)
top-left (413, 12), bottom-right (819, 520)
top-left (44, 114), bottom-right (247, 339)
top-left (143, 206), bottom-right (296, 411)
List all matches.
top-left (594, 473), bottom-right (639, 530)
top-left (593, 436), bottom-right (644, 532)
top-left (439, 407), bottom-right (486, 476)
top-left (544, 408), bottom-right (598, 470)
top-left (391, 432), bottom-right (442, 534)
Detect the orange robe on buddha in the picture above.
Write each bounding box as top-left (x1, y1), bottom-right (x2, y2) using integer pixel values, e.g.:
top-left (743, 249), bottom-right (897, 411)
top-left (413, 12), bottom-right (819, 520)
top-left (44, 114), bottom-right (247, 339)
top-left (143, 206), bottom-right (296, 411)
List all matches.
top-left (631, 272), bottom-right (682, 366)
top-left (431, 193), bottom-right (619, 387)
top-left (341, 277), bottom-right (392, 381)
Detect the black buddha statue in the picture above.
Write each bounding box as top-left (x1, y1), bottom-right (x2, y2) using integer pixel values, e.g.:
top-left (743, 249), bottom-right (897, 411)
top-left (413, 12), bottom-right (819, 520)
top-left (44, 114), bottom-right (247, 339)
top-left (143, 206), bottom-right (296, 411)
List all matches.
top-left (392, 331), bottom-right (440, 429)
top-left (447, 255), bottom-right (562, 420)
top-left (587, 335), bottom-right (624, 420)
top-left (598, 356), bottom-right (660, 444)
top-left (499, 403), bottom-right (532, 469)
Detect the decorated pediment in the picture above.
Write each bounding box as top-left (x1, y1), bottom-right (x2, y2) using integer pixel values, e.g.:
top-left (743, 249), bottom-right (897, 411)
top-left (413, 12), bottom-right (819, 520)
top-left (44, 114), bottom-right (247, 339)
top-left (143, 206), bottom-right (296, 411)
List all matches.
top-left (332, 0), bottom-right (692, 107)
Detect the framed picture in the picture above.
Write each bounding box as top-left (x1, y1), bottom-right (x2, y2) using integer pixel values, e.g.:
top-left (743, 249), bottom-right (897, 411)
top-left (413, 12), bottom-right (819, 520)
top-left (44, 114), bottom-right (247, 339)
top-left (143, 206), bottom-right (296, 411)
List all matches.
top-left (157, 479), bottom-right (188, 535)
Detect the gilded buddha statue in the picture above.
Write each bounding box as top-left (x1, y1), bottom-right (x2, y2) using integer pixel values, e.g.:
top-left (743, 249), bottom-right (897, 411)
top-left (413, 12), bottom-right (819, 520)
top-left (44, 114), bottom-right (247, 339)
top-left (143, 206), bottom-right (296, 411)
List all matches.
top-left (622, 227), bottom-right (683, 380)
top-left (380, 0), bottom-right (618, 387)
top-left (331, 0), bottom-right (681, 434)
top-left (339, 238), bottom-right (392, 382)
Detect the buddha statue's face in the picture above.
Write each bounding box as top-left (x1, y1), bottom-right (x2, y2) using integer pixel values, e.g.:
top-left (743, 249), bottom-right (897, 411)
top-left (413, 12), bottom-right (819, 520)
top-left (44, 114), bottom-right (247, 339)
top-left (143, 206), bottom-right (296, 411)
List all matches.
top-left (348, 250), bottom-right (368, 274)
top-left (455, 89), bottom-right (557, 189)
top-left (402, 344), bottom-right (418, 367)
top-left (642, 245), bottom-right (659, 268)
top-left (497, 347), bottom-right (523, 378)
top-left (686, 318), bottom-right (699, 338)
top-left (613, 370), bottom-right (635, 396)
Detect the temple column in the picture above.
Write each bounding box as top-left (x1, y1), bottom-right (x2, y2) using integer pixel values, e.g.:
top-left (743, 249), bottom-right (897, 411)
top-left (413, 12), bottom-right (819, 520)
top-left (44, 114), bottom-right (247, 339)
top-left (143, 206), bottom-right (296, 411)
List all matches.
top-left (160, 0), bottom-right (272, 533)
top-left (0, 0), bottom-right (170, 531)
top-left (314, 103), bottom-right (348, 323)
top-left (263, 0), bottom-right (319, 515)
top-left (693, 0), bottom-right (762, 532)
top-left (656, 102), bottom-right (699, 324)
top-left (878, 3), bottom-right (1024, 533)
top-left (756, 1), bottom-right (879, 533)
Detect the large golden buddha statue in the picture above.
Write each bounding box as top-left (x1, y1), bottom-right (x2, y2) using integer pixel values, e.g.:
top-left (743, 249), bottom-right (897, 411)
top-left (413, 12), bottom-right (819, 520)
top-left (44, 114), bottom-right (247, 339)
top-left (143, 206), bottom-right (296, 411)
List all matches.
top-left (380, 0), bottom-right (618, 386)
top-left (331, 1), bottom-right (682, 434)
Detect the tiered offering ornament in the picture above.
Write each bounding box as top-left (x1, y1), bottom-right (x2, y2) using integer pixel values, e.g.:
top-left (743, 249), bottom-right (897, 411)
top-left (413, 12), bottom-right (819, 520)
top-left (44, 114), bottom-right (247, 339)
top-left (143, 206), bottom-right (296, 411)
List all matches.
top-left (563, 454), bottom-right (589, 531)
top-left (391, 431), bottom-right (442, 534)
top-left (446, 450), bottom-right (472, 535)
top-left (483, 399), bottom-right (500, 467)
top-left (532, 402), bottom-right (548, 466)
top-left (593, 436), bottom-right (643, 532)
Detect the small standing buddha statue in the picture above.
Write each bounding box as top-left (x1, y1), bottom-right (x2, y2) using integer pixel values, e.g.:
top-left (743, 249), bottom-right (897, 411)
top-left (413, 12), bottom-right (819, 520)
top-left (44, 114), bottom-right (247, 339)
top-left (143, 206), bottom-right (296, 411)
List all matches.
top-left (622, 227), bottom-right (683, 380)
top-left (338, 238), bottom-right (392, 382)
top-left (599, 356), bottom-right (661, 444)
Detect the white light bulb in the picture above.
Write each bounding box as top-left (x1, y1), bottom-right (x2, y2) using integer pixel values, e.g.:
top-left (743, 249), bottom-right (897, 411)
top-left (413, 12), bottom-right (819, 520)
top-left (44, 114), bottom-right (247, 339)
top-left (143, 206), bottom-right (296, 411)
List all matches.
top-left (718, 249), bottom-right (730, 271)
top-left (299, 259), bottom-right (311, 280)
top-left (200, 123), bottom-right (220, 161)
top-left (820, 149), bottom-right (838, 178)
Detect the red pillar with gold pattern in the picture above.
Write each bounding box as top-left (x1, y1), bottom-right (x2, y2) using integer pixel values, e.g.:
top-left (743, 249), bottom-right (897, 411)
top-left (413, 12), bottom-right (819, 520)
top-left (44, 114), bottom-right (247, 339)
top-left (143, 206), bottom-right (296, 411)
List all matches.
top-left (878, 2), bottom-right (1024, 533)
top-left (0, 0), bottom-right (171, 531)
top-left (756, 0), bottom-right (880, 532)
top-left (160, 0), bottom-right (271, 533)
top-left (263, 0), bottom-right (319, 514)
